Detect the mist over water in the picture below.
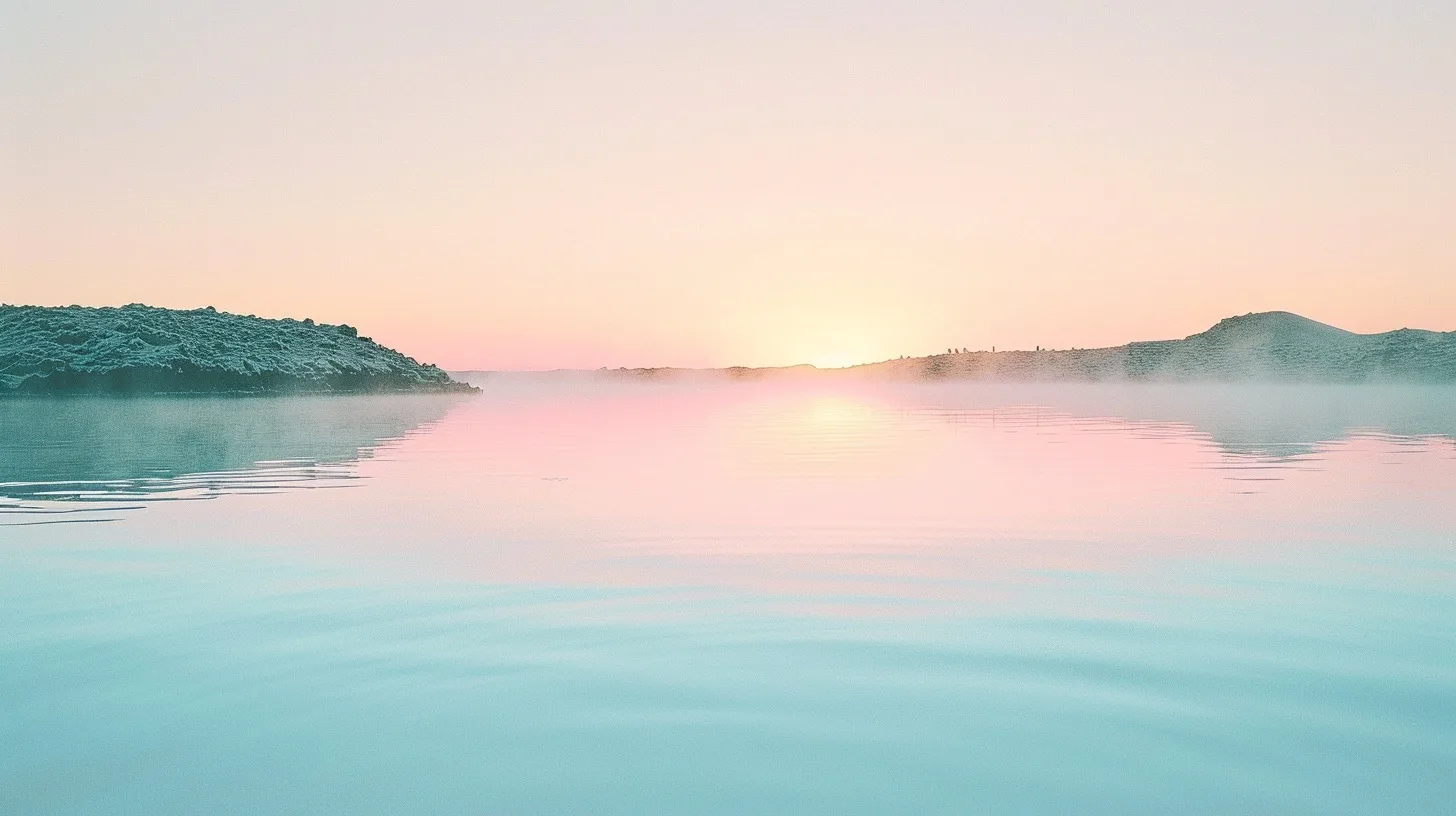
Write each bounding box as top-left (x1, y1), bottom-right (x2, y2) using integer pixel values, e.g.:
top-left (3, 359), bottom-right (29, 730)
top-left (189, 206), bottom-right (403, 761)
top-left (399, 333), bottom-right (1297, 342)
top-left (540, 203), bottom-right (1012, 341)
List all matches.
top-left (0, 394), bottom-right (464, 512)
top-left (3, 381), bottom-right (1454, 814)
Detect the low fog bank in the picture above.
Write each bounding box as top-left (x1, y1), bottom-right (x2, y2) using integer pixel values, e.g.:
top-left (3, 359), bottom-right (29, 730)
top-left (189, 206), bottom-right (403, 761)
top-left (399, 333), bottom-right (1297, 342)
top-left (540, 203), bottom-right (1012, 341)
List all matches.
top-left (0, 394), bottom-right (467, 497)
top-left (888, 381), bottom-right (1456, 458)
top-left (460, 312), bottom-right (1456, 387)
top-left (450, 370), bottom-right (1456, 459)
top-left (845, 312), bottom-right (1456, 383)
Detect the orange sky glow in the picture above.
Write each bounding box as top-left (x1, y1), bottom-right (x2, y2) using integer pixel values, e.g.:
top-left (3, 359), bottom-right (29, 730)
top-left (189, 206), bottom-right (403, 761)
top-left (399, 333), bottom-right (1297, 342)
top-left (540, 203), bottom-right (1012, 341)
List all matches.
top-left (5, 3), bottom-right (1454, 369)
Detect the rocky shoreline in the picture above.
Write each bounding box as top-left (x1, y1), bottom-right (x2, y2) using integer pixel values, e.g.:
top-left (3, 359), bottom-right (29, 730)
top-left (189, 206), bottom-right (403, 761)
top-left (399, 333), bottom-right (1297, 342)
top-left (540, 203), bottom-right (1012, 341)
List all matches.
top-left (0, 304), bottom-right (477, 395)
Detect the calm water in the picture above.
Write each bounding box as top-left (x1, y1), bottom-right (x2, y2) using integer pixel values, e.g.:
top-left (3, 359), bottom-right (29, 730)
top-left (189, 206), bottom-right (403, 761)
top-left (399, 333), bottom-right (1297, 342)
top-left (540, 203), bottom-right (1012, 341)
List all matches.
top-left (2, 380), bottom-right (1454, 814)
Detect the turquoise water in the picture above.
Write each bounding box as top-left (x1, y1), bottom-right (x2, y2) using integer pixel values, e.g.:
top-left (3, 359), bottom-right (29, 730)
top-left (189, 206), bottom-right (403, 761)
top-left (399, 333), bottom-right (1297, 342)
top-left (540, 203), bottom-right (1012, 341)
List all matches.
top-left (3, 382), bottom-right (1454, 814)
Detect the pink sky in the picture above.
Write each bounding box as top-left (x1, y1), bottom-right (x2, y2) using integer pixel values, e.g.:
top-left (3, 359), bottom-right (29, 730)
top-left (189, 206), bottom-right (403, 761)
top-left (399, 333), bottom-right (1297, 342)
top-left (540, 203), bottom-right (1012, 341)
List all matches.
top-left (5, 3), bottom-right (1454, 370)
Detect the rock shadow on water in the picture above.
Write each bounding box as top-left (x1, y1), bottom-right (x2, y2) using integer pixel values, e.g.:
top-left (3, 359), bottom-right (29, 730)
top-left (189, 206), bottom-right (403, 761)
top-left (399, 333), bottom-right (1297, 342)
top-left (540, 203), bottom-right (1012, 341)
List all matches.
top-left (0, 394), bottom-right (468, 522)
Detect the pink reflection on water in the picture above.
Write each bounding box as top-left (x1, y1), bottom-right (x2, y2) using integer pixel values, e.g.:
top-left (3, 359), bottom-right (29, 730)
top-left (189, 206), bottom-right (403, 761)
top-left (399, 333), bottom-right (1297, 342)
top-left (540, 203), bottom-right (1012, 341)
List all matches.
top-left (132, 382), bottom-right (1456, 614)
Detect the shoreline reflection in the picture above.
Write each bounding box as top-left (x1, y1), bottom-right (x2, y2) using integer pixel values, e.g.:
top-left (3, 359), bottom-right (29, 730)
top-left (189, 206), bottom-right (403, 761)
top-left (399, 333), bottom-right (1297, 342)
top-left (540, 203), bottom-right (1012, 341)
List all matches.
top-left (0, 394), bottom-right (468, 522)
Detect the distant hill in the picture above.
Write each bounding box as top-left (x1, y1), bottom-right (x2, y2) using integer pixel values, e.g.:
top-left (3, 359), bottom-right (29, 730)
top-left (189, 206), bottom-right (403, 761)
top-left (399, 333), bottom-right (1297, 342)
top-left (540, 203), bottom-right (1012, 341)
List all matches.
top-left (847, 312), bottom-right (1456, 382)
top-left (522, 312), bottom-right (1455, 384)
top-left (0, 304), bottom-right (477, 395)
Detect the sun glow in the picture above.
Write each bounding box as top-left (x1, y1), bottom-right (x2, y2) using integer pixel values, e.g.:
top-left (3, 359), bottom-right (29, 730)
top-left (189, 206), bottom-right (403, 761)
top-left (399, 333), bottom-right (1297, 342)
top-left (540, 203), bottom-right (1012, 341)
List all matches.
top-left (798, 331), bottom-right (888, 370)
top-left (809, 353), bottom-right (876, 370)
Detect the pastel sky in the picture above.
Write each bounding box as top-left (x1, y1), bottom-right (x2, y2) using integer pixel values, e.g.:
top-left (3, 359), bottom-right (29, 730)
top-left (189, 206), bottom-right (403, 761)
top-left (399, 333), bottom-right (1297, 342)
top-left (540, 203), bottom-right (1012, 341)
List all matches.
top-left (4, 2), bottom-right (1454, 370)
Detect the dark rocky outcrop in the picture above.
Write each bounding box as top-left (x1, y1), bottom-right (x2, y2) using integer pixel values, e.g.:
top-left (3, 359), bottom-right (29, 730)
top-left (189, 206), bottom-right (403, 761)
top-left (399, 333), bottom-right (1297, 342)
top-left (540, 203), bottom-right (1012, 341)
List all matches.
top-left (0, 304), bottom-right (477, 395)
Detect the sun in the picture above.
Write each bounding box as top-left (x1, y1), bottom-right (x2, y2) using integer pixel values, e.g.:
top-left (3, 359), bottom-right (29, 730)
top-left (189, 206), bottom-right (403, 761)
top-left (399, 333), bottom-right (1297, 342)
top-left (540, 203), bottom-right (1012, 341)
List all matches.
top-left (802, 331), bottom-right (887, 369)
top-left (758, 318), bottom-right (889, 370)
top-left (808, 352), bottom-right (873, 370)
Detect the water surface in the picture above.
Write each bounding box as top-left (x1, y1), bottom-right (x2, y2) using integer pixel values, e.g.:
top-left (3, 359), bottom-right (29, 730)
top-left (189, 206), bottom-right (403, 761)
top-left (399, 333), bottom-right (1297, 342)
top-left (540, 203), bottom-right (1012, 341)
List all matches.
top-left (2, 382), bottom-right (1454, 814)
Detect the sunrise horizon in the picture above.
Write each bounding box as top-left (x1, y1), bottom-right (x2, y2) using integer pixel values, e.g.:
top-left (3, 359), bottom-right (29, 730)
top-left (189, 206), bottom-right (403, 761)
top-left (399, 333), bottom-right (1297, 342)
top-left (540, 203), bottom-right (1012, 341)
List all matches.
top-left (7, 298), bottom-right (1452, 372)
top-left (6, 5), bottom-right (1456, 812)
